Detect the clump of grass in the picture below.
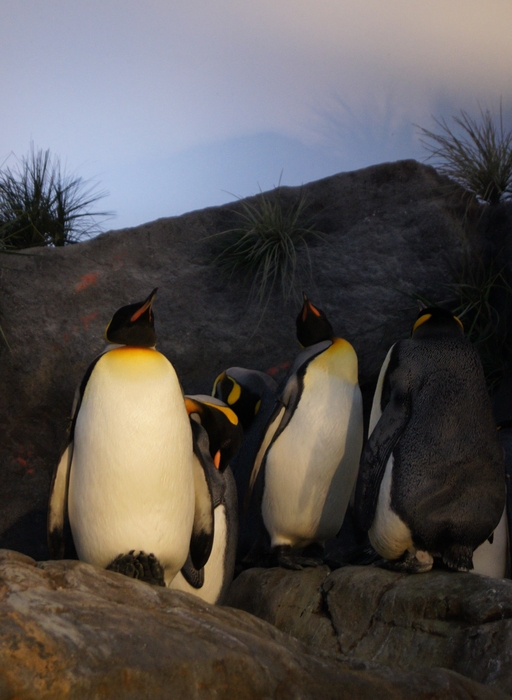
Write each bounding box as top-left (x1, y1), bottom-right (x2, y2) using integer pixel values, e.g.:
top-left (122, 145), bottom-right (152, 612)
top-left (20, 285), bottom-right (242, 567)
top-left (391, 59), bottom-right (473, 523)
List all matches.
top-left (211, 185), bottom-right (323, 308)
top-left (0, 144), bottom-right (113, 249)
top-left (418, 102), bottom-right (512, 206)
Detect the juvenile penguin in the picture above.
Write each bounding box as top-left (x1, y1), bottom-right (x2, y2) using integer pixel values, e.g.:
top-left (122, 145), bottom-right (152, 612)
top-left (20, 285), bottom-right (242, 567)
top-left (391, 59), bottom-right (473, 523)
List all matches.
top-left (170, 395), bottom-right (242, 604)
top-left (247, 294), bottom-right (363, 568)
top-left (356, 306), bottom-right (506, 574)
top-left (48, 289), bottom-right (196, 586)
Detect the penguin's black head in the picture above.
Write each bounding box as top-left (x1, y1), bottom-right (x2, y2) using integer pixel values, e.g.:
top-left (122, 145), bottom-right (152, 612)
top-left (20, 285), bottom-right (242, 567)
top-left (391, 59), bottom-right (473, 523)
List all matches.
top-left (185, 396), bottom-right (243, 471)
top-left (411, 306), bottom-right (464, 339)
top-left (296, 293), bottom-right (334, 347)
top-left (105, 288), bottom-right (158, 347)
top-left (212, 369), bottom-right (267, 431)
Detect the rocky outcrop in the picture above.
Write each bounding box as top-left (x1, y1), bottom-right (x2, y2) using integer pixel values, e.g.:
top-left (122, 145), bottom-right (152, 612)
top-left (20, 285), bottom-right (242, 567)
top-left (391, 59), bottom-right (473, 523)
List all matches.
top-left (0, 160), bottom-right (491, 558)
top-left (226, 564), bottom-right (512, 696)
top-left (0, 550), bottom-right (507, 700)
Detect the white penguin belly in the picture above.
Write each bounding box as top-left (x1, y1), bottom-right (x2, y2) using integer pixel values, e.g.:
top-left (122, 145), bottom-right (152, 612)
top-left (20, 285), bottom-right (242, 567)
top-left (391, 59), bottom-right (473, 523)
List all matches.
top-left (369, 454), bottom-right (414, 560)
top-left (68, 348), bottom-right (194, 585)
top-left (263, 368), bottom-right (363, 548)
top-left (170, 505), bottom-right (228, 604)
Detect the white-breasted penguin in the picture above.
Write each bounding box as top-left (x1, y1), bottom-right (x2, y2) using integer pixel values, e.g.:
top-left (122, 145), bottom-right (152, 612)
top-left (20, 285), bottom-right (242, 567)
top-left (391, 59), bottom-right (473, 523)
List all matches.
top-left (47, 289), bottom-right (199, 587)
top-left (247, 294), bottom-right (363, 568)
top-left (170, 395), bottom-right (242, 604)
top-left (356, 306), bottom-right (506, 575)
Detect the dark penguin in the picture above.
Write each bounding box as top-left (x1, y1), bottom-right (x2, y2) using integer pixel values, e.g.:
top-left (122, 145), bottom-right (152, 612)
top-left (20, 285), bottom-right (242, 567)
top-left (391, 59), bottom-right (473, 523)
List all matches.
top-left (212, 367), bottom-right (279, 564)
top-left (356, 306), bottom-right (506, 574)
top-left (170, 395), bottom-right (243, 604)
top-left (213, 367), bottom-right (278, 431)
top-left (48, 289), bottom-right (202, 587)
top-left (246, 294), bottom-right (363, 569)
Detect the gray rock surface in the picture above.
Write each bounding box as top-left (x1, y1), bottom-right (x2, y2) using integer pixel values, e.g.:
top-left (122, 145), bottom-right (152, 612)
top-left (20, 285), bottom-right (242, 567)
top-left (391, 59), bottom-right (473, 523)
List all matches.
top-left (0, 160), bottom-right (489, 558)
top-left (226, 564), bottom-right (512, 696)
top-left (0, 550), bottom-right (507, 700)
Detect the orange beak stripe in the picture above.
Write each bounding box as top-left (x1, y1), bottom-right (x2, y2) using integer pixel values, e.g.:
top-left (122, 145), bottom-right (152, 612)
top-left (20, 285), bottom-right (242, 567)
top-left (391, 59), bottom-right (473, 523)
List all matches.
top-left (130, 298), bottom-right (153, 323)
top-left (213, 450), bottom-right (221, 469)
top-left (308, 302), bottom-right (321, 317)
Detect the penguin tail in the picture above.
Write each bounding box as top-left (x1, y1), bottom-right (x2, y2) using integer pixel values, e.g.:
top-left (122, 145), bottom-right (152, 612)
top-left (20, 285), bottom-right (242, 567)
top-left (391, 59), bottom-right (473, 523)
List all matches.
top-left (441, 544), bottom-right (474, 572)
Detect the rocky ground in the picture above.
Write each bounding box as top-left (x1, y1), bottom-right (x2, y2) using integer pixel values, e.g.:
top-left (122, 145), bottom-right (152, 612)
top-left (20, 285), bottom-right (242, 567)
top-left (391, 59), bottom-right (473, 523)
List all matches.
top-left (0, 159), bottom-right (511, 697)
top-left (0, 550), bottom-right (509, 699)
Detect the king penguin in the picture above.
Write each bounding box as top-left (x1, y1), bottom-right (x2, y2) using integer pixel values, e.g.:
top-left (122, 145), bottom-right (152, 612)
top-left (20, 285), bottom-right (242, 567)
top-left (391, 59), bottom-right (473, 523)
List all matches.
top-left (356, 306), bottom-right (506, 575)
top-left (170, 395), bottom-right (242, 604)
top-left (212, 367), bottom-right (278, 432)
top-left (247, 294), bottom-right (363, 568)
top-left (212, 367), bottom-right (279, 564)
top-left (48, 289), bottom-right (198, 587)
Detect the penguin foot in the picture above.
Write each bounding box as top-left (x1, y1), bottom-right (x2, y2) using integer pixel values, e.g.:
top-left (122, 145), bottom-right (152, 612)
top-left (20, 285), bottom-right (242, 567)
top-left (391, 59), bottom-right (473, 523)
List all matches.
top-left (272, 545), bottom-right (324, 570)
top-left (441, 544), bottom-right (474, 572)
top-left (381, 548), bottom-right (433, 574)
top-left (106, 550), bottom-right (166, 586)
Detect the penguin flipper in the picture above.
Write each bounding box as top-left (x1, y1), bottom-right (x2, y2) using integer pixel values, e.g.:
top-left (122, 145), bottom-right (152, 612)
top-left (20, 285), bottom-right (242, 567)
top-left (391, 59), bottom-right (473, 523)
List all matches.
top-left (47, 357), bottom-right (103, 559)
top-left (180, 552), bottom-right (205, 589)
top-left (246, 402), bottom-right (286, 510)
top-left (47, 440), bottom-right (73, 559)
top-left (355, 391), bottom-right (411, 532)
top-left (189, 421), bottom-right (216, 571)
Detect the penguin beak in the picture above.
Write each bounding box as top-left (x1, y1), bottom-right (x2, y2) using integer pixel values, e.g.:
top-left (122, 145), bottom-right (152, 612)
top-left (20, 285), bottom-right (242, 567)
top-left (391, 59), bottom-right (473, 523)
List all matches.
top-left (130, 288), bottom-right (158, 323)
top-left (302, 297), bottom-right (321, 321)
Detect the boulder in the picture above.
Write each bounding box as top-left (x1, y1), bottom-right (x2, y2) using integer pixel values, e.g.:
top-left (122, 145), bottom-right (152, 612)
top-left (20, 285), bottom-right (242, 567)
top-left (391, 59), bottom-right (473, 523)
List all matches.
top-left (226, 564), bottom-right (512, 696)
top-left (0, 160), bottom-right (492, 558)
top-left (0, 550), bottom-right (507, 700)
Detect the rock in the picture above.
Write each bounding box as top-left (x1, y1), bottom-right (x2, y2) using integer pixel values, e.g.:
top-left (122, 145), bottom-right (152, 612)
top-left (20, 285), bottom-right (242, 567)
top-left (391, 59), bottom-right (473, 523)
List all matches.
top-left (226, 564), bottom-right (512, 696)
top-left (0, 550), bottom-right (506, 699)
top-left (0, 159), bottom-right (495, 558)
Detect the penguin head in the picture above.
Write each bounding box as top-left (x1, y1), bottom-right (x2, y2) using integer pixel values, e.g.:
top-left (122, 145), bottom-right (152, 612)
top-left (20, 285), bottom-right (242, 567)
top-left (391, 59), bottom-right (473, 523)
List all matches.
top-left (105, 288), bottom-right (158, 347)
top-left (411, 306), bottom-right (464, 339)
top-left (296, 293), bottom-right (334, 347)
top-left (212, 367), bottom-right (277, 431)
top-left (185, 395), bottom-right (243, 471)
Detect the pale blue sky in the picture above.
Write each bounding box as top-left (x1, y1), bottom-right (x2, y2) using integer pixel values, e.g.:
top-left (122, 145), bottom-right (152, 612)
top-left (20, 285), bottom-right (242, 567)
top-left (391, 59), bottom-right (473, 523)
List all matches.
top-left (1, 0), bottom-right (511, 230)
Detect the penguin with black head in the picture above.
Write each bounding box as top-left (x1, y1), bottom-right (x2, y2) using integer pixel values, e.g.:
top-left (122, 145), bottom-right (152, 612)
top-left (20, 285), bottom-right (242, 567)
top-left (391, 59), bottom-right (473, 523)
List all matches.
top-left (170, 395), bottom-right (243, 604)
top-left (213, 367), bottom-right (278, 432)
top-left (212, 367), bottom-right (279, 564)
top-left (48, 289), bottom-right (205, 587)
top-left (246, 293), bottom-right (363, 569)
top-left (356, 305), bottom-right (506, 575)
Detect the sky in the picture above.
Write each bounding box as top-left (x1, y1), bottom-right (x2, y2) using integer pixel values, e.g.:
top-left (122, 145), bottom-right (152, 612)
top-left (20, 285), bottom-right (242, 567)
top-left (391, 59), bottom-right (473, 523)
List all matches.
top-left (1, 0), bottom-right (512, 231)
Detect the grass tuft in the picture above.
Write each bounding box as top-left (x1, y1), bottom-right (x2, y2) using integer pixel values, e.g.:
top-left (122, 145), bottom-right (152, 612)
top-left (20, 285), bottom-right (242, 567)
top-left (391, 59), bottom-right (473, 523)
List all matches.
top-left (210, 185), bottom-right (324, 310)
top-left (418, 102), bottom-right (512, 206)
top-left (0, 144), bottom-right (113, 249)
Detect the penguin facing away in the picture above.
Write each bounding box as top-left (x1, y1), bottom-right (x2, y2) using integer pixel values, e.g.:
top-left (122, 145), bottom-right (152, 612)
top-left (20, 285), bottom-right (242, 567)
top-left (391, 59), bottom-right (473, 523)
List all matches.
top-left (356, 306), bottom-right (506, 575)
top-left (247, 294), bottom-right (364, 569)
top-left (170, 395), bottom-right (242, 604)
top-left (212, 367), bottom-right (278, 432)
top-left (48, 289), bottom-right (200, 587)
top-left (212, 367), bottom-right (279, 564)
